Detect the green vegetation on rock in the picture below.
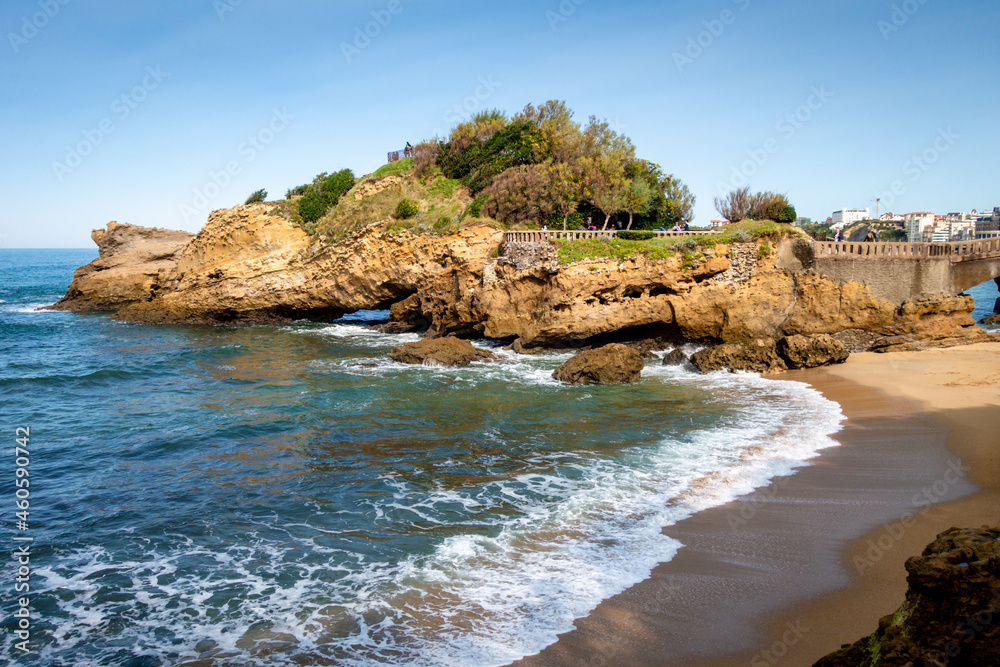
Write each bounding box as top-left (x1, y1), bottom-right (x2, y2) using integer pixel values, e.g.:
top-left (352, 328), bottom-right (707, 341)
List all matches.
top-left (244, 188), bottom-right (267, 204)
top-left (297, 169), bottom-right (356, 223)
top-left (394, 198), bottom-right (419, 220)
top-left (552, 220), bottom-right (800, 265)
top-left (373, 157), bottom-right (413, 178)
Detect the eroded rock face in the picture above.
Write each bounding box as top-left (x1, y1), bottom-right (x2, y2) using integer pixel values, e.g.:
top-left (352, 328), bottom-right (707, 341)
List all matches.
top-left (46, 222), bottom-right (194, 311)
top-left (50, 207), bottom-right (996, 355)
top-left (815, 526), bottom-right (1000, 667)
top-left (112, 206), bottom-right (503, 325)
top-left (551, 344), bottom-right (645, 384)
top-left (389, 337), bottom-right (496, 367)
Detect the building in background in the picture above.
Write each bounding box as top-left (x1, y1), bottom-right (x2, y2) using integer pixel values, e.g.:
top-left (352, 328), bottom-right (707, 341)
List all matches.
top-left (974, 207), bottom-right (1000, 239)
top-left (831, 208), bottom-right (870, 229)
top-left (904, 212), bottom-right (935, 242)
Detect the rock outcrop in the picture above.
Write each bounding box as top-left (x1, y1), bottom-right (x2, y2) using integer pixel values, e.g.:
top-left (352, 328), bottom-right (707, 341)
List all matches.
top-left (691, 334), bottom-right (849, 374)
top-left (389, 337), bottom-right (496, 367)
top-left (978, 314), bottom-right (1000, 326)
top-left (815, 526), bottom-right (1000, 667)
top-left (109, 204), bottom-right (503, 325)
top-left (552, 344), bottom-right (645, 384)
top-left (46, 222), bottom-right (194, 311)
top-left (690, 339), bottom-right (788, 374)
top-left (776, 334), bottom-right (849, 369)
top-left (49, 206), bottom-right (998, 355)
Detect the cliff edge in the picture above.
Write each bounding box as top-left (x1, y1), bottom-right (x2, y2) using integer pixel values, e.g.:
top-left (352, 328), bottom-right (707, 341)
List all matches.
top-left (48, 206), bottom-right (997, 355)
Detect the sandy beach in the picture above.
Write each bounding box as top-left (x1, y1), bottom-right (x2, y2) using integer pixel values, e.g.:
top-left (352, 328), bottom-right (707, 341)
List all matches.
top-left (515, 342), bottom-right (1000, 667)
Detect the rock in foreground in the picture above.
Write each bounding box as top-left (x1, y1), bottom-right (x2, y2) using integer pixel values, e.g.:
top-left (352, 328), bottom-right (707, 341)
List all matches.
top-left (691, 335), bottom-right (849, 374)
top-left (389, 337), bottom-right (496, 367)
top-left (815, 526), bottom-right (1000, 667)
top-left (552, 344), bottom-right (645, 384)
top-left (776, 334), bottom-right (849, 368)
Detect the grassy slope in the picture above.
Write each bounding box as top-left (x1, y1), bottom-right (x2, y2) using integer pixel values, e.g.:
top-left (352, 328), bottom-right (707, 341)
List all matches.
top-left (299, 159), bottom-right (499, 243)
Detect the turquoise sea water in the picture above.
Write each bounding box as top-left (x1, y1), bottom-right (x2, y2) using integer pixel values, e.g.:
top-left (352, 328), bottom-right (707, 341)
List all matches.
top-left (0, 250), bottom-right (993, 666)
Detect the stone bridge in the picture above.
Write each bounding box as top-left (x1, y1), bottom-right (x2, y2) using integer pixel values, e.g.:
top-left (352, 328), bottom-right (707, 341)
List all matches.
top-left (784, 238), bottom-right (1000, 305)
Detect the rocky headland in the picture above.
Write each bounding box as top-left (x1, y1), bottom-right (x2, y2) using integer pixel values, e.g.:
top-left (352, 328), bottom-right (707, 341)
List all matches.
top-left (48, 204), bottom-right (997, 366)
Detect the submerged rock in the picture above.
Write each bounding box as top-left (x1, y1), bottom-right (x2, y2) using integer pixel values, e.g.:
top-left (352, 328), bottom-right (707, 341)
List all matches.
top-left (815, 526), bottom-right (1000, 667)
top-left (552, 343), bottom-right (645, 384)
top-left (389, 337), bottom-right (496, 367)
top-left (661, 349), bottom-right (689, 366)
top-left (979, 313), bottom-right (1000, 325)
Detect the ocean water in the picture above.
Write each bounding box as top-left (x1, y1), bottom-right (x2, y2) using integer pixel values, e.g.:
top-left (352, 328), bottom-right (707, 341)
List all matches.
top-left (1, 250), bottom-right (990, 667)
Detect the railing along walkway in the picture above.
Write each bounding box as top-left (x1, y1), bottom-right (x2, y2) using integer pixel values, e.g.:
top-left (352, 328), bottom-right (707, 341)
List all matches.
top-left (815, 239), bottom-right (1000, 262)
top-left (503, 230), bottom-right (719, 242)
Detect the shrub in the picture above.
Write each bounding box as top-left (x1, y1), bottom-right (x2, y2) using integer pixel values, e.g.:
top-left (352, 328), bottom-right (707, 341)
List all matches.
top-left (714, 187), bottom-right (751, 222)
top-left (245, 188), bottom-right (267, 204)
top-left (465, 194), bottom-right (488, 219)
top-left (413, 142), bottom-right (437, 179)
top-left (732, 230), bottom-right (751, 243)
top-left (298, 169), bottom-right (356, 223)
top-left (395, 198), bottom-right (419, 219)
top-left (617, 230), bottom-right (655, 241)
top-left (778, 205), bottom-right (797, 223)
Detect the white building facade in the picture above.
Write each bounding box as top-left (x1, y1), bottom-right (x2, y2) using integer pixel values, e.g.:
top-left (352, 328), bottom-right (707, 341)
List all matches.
top-left (831, 208), bottom-right (870, 230)
top-left (904, 212), bottom-right (936, 242)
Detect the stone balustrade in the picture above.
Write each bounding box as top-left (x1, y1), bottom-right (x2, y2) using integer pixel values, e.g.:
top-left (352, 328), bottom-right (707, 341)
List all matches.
top-left (814, 239), bottom-right (1000, 262)
top-left (502, 230), bottom-right (719, 243)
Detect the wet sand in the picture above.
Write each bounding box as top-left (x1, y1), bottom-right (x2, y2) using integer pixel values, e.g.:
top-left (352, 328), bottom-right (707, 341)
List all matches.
top-left (514, 342), bottom-right (1000, 667)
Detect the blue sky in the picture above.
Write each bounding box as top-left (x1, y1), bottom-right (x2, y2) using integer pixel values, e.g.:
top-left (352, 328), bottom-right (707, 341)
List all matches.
top-left (2, 0), bottom-right (998, 247)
